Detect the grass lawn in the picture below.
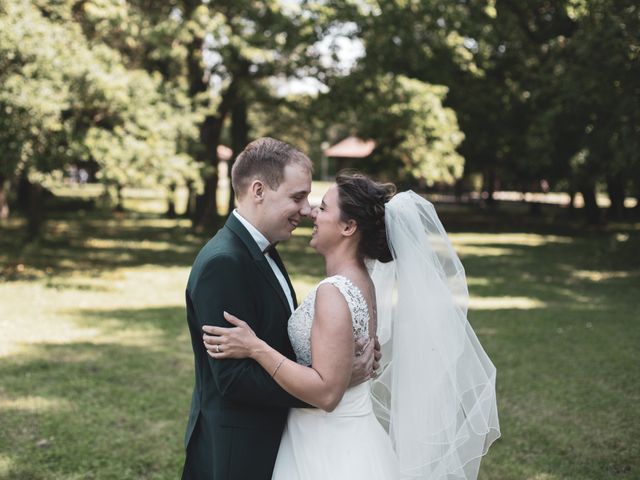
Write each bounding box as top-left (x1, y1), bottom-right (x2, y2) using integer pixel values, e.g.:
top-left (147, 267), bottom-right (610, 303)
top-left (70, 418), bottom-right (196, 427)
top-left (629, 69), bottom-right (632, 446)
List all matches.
top-left (0, 195), bottom-right (638, 479)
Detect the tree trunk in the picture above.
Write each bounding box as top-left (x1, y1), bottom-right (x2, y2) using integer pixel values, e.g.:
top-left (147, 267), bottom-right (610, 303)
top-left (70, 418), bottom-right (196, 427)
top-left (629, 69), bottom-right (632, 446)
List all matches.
top-left (190, 79), bottom-right (241, 230)
top-left (454, 178), bottom-right (464, 203)
top-left (0, 175), bottom-right (9, 220)
top-left (228, 98), bottom-right (249, 214)
top-left (166, 183), bottom-right (177, 219)
top-left (183, 181), bottom-right (195, 219)
top-left (26, 181), bottom-right (44, 239)
top-left (115, 184), bottom-right (125, 212)
top-left (194, 173), bottom-right (219, 231)
top-left (193, 114), bottom-right (221, 230)
top-left (568, 189), bottom-right (576, 210)
top-left (185, 24), bottom-right (219, 231)
top-left (580, 183), bottom-right (601, 225)
top-left (484, 169), bottom-right (496, 206)
top-left (16, 173), bottom-right (30, 212)
top-left (566, 189), bottom-right (577, 218)
top-left (184, 15), bottom-right (246, 230)
top-left (606, 174), bottom-right (626, 220)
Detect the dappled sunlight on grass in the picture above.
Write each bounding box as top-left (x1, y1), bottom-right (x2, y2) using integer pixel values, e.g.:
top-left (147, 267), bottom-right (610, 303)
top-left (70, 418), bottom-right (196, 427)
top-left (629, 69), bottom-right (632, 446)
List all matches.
top-left (450, 232), bottom-right (574, 246)
top-left (0, 456), bottom-right (11, 477)
top-left (86, 217), bottom-right (194, 230)
top-left (0, 396), bottom-right (74, 414)
top-left (571, 270), bottom-right (635, 282)
top-left (0, 339), bottom-right (192, 479)
top-left (454, 244), bottom-right (516, 257)
top-left (0, 266), bottom-right (190, 358)
top-left (550, 287), bottom-right (594, 305)
top-left (84, 237), bottom-right (195, 253)
top-left (467, 277), bottom-right (491, 287)
top-left (68, 306), bottom-right (191, 348)
top-left (1, 212), bottom-right (205, 281)
top-left (469, 296), bottom-right (547, 310)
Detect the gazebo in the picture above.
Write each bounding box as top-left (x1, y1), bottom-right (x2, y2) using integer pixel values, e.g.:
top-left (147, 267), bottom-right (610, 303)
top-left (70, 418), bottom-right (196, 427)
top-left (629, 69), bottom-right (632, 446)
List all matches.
top-left (217, 144), bottom-right (233, 162)
top-left (323, 136), bottom-right (377, 174)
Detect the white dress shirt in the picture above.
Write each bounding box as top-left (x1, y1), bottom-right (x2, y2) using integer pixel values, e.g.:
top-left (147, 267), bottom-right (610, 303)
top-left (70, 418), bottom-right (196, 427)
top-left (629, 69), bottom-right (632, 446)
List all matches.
top-left (232, 209), bottom-right (295, 313)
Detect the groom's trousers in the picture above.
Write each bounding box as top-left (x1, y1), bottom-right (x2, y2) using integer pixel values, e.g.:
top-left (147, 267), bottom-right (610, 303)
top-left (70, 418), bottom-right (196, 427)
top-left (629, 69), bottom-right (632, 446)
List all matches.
top-left (181, 414), bottom-right (283, 480)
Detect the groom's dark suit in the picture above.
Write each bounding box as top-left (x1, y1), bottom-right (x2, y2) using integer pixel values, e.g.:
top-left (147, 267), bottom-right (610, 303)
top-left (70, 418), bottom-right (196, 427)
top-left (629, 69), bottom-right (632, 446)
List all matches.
top-left (182, 214), bottom-right (306, 480)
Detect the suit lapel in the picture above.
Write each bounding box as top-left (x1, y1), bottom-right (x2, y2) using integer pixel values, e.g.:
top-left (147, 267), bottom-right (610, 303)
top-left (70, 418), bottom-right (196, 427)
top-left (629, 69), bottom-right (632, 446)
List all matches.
top-left (225, 214), bottom-right (293, 315)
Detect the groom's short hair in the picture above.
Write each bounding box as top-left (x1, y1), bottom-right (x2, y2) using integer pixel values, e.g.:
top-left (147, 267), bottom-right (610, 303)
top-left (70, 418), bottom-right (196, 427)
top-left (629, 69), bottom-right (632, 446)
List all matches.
top-left (231, 137), bottom-right (312, 197)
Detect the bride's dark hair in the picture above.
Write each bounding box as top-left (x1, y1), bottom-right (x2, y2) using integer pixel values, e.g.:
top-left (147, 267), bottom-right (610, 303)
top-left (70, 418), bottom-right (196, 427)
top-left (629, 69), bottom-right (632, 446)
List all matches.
top-left (335, 172), bottom-right (396, 263)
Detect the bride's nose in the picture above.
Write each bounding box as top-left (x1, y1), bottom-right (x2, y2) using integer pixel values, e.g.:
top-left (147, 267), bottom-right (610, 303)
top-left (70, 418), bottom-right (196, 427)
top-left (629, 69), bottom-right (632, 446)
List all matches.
top-left (310, 207), bottom-right (319, 219)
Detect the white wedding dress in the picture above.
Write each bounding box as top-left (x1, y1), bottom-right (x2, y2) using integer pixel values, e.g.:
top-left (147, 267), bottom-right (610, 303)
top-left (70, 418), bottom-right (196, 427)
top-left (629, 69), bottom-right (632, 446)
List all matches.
top-left (271, 275), bottom-right (399, 480)
top-left (273, 192), bottom-right (500, 480)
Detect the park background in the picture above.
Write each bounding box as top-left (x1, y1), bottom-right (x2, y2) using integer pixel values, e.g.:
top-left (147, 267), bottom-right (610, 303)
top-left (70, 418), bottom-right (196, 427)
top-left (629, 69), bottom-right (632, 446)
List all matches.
top-left (0, 1), bottom-right (638, 479)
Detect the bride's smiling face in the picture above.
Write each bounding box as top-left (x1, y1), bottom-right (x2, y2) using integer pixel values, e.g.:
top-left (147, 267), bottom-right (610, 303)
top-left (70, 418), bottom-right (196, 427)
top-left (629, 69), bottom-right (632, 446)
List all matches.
top-left (310, 184), bottom-right (348, 253)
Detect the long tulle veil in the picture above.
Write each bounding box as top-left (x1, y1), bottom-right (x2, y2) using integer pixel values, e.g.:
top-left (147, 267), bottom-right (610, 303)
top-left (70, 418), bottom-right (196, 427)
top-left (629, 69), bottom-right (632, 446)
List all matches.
top-left (370, 191), bottom-right (500, 479)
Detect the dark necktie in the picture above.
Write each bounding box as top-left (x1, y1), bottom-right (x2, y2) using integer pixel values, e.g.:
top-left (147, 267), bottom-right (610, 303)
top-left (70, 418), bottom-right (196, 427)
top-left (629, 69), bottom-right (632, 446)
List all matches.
top-left (262, 243), bottom-right (278, 256)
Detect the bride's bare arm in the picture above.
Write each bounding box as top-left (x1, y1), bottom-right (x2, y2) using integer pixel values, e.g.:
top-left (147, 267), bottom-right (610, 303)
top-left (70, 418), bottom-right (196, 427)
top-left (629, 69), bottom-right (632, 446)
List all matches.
top-left (203, 284), bottom-right (354, 412)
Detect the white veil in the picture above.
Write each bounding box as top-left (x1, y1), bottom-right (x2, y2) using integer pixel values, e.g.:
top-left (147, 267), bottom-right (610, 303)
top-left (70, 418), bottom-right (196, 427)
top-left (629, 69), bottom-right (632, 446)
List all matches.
top-left (370, 191), bottom-right (500, 479)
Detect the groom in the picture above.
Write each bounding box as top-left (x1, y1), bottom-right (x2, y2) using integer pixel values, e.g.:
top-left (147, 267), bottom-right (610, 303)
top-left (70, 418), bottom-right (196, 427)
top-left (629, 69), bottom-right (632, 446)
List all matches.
top-left (181, 138), bottom-right (375, 479)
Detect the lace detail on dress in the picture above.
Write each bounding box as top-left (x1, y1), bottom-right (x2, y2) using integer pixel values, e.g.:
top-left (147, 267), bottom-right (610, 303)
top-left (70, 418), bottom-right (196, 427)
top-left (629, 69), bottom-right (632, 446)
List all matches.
top-left (288, 275), bottom-right (370, 366)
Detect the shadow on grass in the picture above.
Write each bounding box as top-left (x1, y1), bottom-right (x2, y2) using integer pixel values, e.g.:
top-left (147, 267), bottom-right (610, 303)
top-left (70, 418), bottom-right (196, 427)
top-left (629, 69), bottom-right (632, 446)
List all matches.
top-left (2, 300), bottom-right (637, 479)
top-left (453, 229), bottom-right (639, 307)
top-left (68, 306), bottom-right (188, 340)
top-left (472, 301), bottom-right (639, 480)
top-left (0, 305), bottom-right (193, 480)
top-left (2, 203), bottom-right (638, 282)
top-left (0, 211), bottom-right (213, 280)
top-left (282, 218), bottom-right (640, 311)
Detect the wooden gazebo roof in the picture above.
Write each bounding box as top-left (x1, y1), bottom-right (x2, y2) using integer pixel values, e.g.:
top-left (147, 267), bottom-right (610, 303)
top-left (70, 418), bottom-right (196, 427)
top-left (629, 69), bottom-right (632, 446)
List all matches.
top-left (217, 144), bottom-right (233, 162)
top-left (324, 136), bottom-right (376, 158)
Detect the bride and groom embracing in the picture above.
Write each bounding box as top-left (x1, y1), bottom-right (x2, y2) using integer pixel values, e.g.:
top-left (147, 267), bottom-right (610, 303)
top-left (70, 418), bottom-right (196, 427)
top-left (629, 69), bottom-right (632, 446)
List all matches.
top-left (181, 137), bottom-right (500, 480)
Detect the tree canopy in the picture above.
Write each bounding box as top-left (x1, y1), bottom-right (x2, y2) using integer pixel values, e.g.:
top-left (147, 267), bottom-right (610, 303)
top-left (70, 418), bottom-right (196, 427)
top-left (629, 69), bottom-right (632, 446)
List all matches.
top-left (1, 0), bottom-right (637, 232)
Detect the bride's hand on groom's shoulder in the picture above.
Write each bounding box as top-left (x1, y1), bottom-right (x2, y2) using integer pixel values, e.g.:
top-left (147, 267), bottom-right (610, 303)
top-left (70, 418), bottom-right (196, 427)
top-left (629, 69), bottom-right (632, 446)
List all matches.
top-left (202, 312), bottom-right (260, 360)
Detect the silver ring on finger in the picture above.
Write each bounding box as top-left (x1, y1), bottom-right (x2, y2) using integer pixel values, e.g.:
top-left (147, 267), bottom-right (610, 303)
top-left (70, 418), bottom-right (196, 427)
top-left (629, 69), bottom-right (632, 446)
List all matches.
top-left (216, 344), bottom-right (220, 353)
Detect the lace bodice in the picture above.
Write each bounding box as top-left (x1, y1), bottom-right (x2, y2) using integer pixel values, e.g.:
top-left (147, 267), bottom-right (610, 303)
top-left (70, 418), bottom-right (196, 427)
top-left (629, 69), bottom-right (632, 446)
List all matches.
top-left (288, 275), bottom-right (370, 366)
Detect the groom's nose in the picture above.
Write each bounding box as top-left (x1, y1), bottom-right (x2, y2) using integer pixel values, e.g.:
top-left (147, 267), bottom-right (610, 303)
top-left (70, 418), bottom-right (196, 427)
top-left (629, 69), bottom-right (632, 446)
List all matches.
top-left (300, 198), bottom-right (312, 217)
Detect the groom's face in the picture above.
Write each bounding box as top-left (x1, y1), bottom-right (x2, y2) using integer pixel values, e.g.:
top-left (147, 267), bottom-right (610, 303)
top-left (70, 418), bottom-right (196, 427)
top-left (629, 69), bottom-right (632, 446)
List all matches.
top-left (259, 162), bottom-right (312, 243)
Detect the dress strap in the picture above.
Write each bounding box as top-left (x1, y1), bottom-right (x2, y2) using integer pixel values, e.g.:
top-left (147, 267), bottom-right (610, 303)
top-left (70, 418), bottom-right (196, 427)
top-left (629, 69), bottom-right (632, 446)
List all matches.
top-left (318, 275), bottom-right (369, 338)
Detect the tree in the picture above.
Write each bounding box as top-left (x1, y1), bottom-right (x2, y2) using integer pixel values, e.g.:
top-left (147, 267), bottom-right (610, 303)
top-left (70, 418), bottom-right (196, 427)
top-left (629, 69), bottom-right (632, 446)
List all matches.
top-left (0, 1), bottom-right (200, 235)
top-left (317, 72), bottom-right (465, 185)
top-left (347, 0), bottom-right (639, 222)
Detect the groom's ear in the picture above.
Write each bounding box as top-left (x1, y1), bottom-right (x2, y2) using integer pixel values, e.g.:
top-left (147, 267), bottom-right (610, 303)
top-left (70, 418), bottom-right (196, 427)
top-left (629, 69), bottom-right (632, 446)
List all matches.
top-left (250, 179), bottom-right (265, 203)
top-left (342, 219), bottom-right (358, 237)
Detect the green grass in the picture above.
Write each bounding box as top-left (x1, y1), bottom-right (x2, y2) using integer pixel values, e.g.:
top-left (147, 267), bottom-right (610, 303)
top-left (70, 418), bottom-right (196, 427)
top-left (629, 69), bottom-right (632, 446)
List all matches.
top-left (1, 198), bottom-right (639, 479)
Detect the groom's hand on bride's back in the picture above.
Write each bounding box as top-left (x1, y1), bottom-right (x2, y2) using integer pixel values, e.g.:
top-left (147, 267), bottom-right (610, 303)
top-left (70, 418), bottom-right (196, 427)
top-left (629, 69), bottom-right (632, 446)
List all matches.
top-left (348, 337), bottom-right (380, 387)
top-left (373, 336), bottom-right (381, 371)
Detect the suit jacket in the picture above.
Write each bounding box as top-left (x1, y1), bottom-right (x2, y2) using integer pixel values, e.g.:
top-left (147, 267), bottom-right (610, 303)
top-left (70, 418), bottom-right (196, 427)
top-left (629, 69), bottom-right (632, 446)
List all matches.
top-left (181, 214), bottom-right (306, 480)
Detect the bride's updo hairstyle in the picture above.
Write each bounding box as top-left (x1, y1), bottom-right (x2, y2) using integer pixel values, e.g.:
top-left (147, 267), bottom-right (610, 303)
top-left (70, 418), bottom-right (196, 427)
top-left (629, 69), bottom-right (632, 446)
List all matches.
top-left (335, 172), bottom-right (396, 263)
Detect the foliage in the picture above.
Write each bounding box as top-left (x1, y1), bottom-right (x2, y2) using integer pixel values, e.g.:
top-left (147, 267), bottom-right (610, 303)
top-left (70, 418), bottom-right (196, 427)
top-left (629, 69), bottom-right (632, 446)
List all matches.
top-left (0, 1), bottom-right (200, 208)
top-left (1, 0), bottom-right (638, 228)
top-left (319, 72), bottom-right (465, 185)
top-left (339, 0), bottom-right (639, 213)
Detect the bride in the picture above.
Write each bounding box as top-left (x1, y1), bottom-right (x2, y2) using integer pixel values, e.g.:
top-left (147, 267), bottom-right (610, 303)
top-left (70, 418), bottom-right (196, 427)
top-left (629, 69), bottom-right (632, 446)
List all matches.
top-left (203, 172), bottom-right (500, 479)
